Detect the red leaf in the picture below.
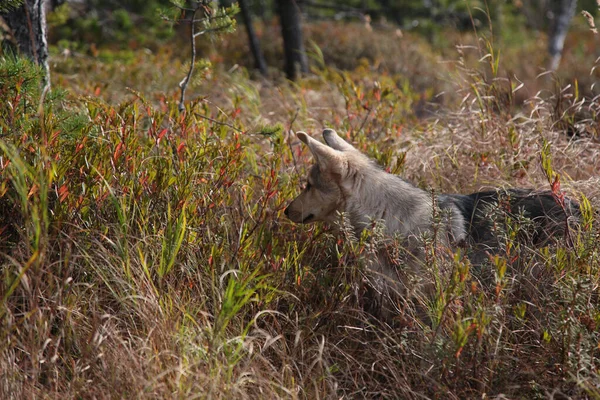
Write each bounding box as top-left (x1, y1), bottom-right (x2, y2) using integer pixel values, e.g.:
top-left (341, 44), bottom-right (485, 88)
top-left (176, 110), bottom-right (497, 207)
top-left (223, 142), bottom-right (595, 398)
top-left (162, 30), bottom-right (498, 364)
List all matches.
top-left (551, 175), bottom-right (565, 206)
top-left (177, 141), bottom-right (186, 161)
top-left (58, 183), bottom-right (69, 203)
top-left (373, 87), bottom-right (381, 102)
top-left (75, 137), bottom-right (87, 154)
top-left (551, 175), bottom-right (561, 194)
top-left (157, 128), bottom-right (168, 144)
top-left (113, 142), bottom-right (124, 161)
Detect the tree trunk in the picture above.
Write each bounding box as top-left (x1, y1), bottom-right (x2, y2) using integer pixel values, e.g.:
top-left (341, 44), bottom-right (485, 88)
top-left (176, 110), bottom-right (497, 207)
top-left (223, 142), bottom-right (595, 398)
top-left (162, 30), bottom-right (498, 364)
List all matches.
top-left (277, 0), bottom-right (308, 80)
top-left (548, 0), bottom-right (577, 70)
top-left (256, 0), bottom-right (268, 23)
top-left (239, 0), bottom-right (268, 76)
top-left (1, 0), bottom-right (50, 89)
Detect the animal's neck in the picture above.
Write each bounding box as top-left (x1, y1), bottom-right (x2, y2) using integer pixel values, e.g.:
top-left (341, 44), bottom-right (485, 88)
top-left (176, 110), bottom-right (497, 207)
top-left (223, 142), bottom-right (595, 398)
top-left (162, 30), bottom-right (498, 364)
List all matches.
top-left (340, 169), bottom-right (432, 237)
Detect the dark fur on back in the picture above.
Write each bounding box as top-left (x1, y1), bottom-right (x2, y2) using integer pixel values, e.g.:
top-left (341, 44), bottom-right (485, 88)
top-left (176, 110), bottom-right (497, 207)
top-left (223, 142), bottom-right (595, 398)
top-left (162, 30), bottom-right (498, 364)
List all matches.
top-left (440, 189), bottom-right (580, 251)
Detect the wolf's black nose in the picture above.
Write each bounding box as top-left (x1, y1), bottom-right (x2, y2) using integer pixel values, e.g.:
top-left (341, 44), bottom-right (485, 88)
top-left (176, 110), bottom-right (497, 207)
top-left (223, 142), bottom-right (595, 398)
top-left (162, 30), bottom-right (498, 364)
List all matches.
top-left (284, 207), bottom-right (289, 217)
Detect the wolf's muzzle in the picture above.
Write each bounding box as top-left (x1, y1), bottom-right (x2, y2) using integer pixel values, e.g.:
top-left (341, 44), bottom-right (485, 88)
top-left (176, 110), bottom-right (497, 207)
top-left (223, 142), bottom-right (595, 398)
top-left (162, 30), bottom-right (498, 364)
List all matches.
top-left (284, 206), bottom-right (313, 223)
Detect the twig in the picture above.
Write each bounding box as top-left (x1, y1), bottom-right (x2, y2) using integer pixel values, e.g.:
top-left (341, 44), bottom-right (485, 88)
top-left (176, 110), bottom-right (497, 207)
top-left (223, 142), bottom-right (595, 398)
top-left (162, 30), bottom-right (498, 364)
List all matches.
top-left (177, 1), bottom-right (235, 112)
top-left (193, 26), bottom-right (229, 38)
top-left (178, 7), bottom-right (199, 112)
top-left (193, 112), bottom-right (244, 132)
top-left (356, 106), bottom-right (373, 136)
top-left (286, 108), bottom-right (300, 177)
top-left (169, 2), bottom-right (195, 12)
top-left (559, 196), bottom-right (575, 249)
top-left (38, 83), bottom-right (49, 146)
top-left (430, 294), bottom-right (457, 343)
top-left (177, 14), bottom-right (234, 23)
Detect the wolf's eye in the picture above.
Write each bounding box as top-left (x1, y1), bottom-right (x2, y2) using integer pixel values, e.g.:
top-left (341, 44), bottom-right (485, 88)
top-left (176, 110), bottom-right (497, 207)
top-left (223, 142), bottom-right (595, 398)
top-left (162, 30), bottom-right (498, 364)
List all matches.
top-left (304, 182), bottom-right (312, 191)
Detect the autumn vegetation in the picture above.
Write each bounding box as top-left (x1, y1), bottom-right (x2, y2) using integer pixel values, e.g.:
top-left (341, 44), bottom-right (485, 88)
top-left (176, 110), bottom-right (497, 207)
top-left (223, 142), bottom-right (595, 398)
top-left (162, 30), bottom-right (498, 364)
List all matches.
top-left (1, 2), bottom-right (600, 398)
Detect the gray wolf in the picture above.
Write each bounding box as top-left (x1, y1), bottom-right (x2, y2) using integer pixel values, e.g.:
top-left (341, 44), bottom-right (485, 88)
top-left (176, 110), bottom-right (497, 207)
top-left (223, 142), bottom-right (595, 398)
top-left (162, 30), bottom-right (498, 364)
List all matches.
top-left (284, 129), bottom-right (580, 305)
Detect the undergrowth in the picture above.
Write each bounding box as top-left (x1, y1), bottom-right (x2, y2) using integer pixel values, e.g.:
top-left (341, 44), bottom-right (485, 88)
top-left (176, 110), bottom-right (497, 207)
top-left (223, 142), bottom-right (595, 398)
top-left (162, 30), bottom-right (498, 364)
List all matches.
top-left (1, 21), bottom-right (600, 399)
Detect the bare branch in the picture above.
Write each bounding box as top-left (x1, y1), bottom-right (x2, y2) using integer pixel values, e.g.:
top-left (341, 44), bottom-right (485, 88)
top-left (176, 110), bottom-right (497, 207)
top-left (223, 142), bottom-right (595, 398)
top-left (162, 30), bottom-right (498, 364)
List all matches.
top-left (178, 14), bottom-right (236, 23)
top-left (178, 7), bottom-right (199, 113)
top-left (176, 0), bottom-right (236, 112)
top-left (193, 112), bottom-right (244, 132)
top-left (170, 3), bottom-right (195, 12)
top-left (193, 25), bottom-right (231, 38)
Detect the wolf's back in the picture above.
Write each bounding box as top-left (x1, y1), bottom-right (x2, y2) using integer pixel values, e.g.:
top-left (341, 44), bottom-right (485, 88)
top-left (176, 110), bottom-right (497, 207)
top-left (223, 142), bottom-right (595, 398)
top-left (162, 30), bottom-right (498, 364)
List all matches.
top-left (441, 189), bottom-right (580, 248)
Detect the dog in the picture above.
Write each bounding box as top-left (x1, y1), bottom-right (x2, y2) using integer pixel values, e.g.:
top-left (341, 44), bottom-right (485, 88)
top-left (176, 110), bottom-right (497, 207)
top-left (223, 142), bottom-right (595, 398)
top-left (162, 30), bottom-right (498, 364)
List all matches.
top-left (284, 129), bottom-right (580, 309)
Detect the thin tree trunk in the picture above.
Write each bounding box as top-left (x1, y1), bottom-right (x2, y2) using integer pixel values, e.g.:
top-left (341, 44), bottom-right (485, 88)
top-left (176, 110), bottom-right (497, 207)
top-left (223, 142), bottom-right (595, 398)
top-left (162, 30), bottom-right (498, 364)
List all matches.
top-left (239, 0), bottom-right (268, 76)
top-left (257, 0), bottom-right (268, 23)
top-left (277, 0), bottom-right (308, 80)
top-left (548, 0), bottom-right (577, 70)
top-left (1, 0), bottom-right (50, 89)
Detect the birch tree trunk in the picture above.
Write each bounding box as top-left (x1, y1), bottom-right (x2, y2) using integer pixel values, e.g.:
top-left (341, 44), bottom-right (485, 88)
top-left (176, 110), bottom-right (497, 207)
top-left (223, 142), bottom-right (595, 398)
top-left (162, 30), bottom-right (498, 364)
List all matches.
top-left (1, 0), bottom-right (50, 89)
top-left (548, 0), bottom-right (577, 70)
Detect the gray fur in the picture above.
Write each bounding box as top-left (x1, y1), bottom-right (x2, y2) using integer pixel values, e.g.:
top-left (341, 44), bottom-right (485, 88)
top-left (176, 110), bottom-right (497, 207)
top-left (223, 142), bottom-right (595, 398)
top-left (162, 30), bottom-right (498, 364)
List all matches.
top-left (286, 130), bottom-right (466, 248)
top-left (285, 129), bottom-right (580, 308)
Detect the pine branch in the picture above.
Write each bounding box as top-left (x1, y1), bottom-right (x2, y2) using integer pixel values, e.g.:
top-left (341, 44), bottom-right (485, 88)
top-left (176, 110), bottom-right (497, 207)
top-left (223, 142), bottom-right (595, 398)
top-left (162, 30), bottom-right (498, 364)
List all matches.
top-left (0, 0), bottom-right (24, 13)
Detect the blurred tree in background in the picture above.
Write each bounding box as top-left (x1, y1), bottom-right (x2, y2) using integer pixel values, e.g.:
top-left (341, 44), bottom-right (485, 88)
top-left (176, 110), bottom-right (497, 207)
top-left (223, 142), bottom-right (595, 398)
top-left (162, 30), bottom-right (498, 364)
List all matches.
top-left (2, 0), bottom-right (597, 80)
top-left (46, 0), bottom-right (176, 51)
top-left (277, 0), bottom-right (308, 80)
top-left (238, 0), bottom-right (268, 75)
top-left (1, 0), bottom-right (50, 88)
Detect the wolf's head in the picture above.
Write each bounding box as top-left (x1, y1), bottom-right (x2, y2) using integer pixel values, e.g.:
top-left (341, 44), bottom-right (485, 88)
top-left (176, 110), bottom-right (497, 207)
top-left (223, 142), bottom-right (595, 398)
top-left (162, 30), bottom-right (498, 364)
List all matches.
top-left (284, 129), bottom-right (367, 224)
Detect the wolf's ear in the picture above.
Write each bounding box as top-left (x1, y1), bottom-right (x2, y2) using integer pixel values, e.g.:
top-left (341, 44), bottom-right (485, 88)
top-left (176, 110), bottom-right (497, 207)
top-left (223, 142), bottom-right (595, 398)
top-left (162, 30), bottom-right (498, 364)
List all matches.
top-left (322, 129), bottom-right (355, 152)
top-left (297, 131), bottom-right (345, 175)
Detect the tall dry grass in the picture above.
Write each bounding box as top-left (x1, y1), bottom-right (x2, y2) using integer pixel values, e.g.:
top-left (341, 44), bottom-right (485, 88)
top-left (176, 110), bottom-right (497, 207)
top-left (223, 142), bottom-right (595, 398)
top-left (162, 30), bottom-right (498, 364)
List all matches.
top-left (1, 20), bottom-right (599, 399)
